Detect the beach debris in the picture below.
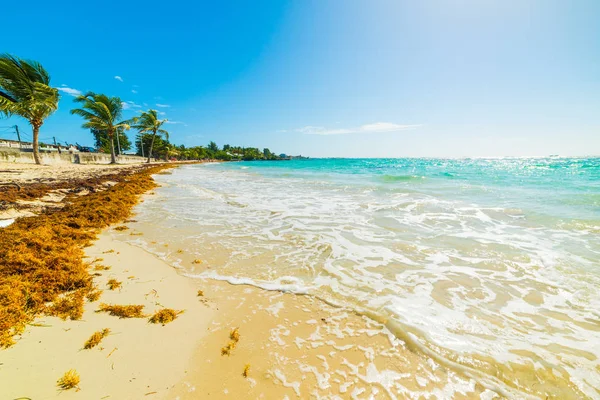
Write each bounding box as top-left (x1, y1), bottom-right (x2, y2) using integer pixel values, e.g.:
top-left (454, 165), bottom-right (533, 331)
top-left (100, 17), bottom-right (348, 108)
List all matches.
top-left (83, 328), bottom-right (110, 349)
top-left (221, 328), bottom-right (241, 356)
top-left (107, 347), bottom-right (118, 358)
top-left (86, 287), bottom-right (103, 302)
top-left (192, 259), bottom-right (202, 264)
top-left (197, 290), bottom-right (204, 297)
top-left (94, 264), bottom-right (111, 271)
top-left (130, 232), bottom-right (143, 236)
top-left (177, 249), bottom-right (183, 253)
top-left (48, 291), bottom-right (85, 321)
top-left (106, 279), bottom-right (122, 290)
top-left (243, 364), bottom-right (251, 378)
top-left (91, 257), bottom-right (104, 263)
top-left (114, 225), bottom-right (129, 231)
top-left (221, 342), bottom-right (236, 356)
top-left (0, 164), bottom-right (170, 348)
top-left (97, 304), bottom-right (145, 318)
top-left (148, 308), bottom-right (184, 325)
top-left (57, 369), bottom-right (80, 390)
top-left (145, 289), bottom-right (158, 299)
top-left (102, 249), bottom-right (115, 254)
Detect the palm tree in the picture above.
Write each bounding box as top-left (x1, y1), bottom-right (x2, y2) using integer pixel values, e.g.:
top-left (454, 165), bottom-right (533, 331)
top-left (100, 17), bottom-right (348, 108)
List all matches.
top-left (131, 109), bottom-right (168, 163)
top-left (0, 54), bottom-right (60, 165)
top-left (70, 92), bottom-right (130, 164)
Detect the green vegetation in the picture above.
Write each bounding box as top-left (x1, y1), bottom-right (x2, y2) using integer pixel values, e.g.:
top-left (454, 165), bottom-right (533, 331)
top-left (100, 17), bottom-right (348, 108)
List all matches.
top-left (71, 92), bottom-right (131, 164)
top-left (130, 109), bottom-right (169, 163)
top-left (92, 127), bottom-right (132, 154)
top-left (0, 54), bottom-right (60, 165)
top-left (134, 139), bottom-right (284, 162)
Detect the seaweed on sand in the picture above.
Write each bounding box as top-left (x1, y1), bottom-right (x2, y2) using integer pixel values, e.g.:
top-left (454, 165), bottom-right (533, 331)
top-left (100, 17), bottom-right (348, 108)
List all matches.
top-left (148, 308), bottom-right (184, 325)
top-left (106, 279), bottom-right (122, 290)
top-left (0, 165), bottom-right (171, 348)
top-left (86, 287), bottom-right (103, 302)
top-left (97, 304), bottom-right (146, 318)
top-left (57, 369), bottom-right (80, 390)
top-left (48, 290), bottom-right (86, 320)
top-left (83, 328), bottom-right (110, 349)
top-left (221, 328), bottom-right (241, 356)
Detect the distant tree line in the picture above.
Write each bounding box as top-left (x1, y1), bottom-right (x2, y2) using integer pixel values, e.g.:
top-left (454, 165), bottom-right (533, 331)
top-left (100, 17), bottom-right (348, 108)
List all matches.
top-left (133, 137), bottom-right (282, 161)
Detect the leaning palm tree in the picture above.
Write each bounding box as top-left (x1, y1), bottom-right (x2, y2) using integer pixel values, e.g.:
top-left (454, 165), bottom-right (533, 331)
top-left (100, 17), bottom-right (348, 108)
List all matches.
top-left (131, 109), bottom-right (168, 163)
top-left (0, 54), bottom-right (60, 165)
top-left (70, 92), bottom-right (130, 164)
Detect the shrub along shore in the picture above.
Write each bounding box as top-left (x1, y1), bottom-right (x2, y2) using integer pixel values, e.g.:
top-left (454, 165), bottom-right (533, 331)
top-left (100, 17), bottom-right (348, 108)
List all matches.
top-left (0, 163), bottom-right (172, 347)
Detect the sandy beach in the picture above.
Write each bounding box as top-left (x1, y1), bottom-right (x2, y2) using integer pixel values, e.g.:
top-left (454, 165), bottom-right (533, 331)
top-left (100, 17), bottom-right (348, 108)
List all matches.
top-left (0, 162), bottom-right (493, 399)
top-left (0, 232), bottom-right (490, 399)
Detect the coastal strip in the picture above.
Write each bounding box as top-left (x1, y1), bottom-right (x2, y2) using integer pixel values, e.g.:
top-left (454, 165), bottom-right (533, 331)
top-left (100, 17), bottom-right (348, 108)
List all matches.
top-left (1, 162), bottom-right (492, 399)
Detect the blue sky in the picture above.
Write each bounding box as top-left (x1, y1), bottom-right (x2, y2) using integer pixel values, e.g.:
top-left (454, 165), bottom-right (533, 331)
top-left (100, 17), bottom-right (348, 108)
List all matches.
top-left (2, 0), bottom-right (599, 157)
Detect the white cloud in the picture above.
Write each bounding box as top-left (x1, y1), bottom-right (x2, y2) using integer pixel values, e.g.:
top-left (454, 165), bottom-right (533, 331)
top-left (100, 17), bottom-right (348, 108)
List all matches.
top-left (165, 120), bottom-right (187, 126)
top-left (57, 86), bottom-right (82, 97)
top-left (295, 122), bottom-right (420, 135)
top-left (157, 111), bottom-right (166, 116)
top-left (156, 103), bottom-right (170, 108)
top-left (131, 89), bottom-right (138, 94)
top-left (114, 76), bottom-right (123, 82)
top-left (121, 101), bottom-right (142, 110)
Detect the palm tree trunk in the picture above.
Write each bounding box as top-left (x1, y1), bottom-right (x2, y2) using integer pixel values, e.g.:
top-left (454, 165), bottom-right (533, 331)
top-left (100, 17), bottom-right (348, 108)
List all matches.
top-left (147, 132), bottom-right (156, 164)
top-left (109, 131), bottom-right (117, 164)
top-left (32, 123), bottom-right (41, 165)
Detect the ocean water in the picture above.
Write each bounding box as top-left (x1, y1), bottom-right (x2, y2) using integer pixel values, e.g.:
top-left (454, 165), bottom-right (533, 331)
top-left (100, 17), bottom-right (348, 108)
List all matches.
top-left (133, 158), bottom-right (600, 398)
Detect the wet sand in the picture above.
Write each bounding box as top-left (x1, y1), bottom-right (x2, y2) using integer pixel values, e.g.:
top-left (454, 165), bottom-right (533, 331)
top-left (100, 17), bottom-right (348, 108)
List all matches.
top-left (0, 227), bottom-right (494, 399)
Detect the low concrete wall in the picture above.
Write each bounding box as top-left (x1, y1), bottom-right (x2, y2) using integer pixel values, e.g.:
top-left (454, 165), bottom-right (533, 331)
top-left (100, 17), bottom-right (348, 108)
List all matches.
top-left (0, 149), bottom-right (147, 165)
top-left (76, 153), bottom-right (147, 165)
top-left (0, 148), bottom-right (74, 165)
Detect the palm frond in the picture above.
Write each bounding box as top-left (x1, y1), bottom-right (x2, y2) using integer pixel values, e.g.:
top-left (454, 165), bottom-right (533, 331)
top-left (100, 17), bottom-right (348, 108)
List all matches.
top-left (0, 54), bottom-right (59, 124)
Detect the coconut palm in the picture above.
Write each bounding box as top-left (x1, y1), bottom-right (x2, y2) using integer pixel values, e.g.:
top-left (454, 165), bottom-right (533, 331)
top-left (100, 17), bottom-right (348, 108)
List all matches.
top-left (0, 54), bottom-right (60, 164)
top-left (130, 109), bottom-right (168, 163)
top-left (70, 92), bottom-right (130, 164)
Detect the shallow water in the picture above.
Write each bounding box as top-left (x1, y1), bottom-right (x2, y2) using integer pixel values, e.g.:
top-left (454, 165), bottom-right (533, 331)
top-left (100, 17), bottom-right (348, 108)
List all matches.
top-left (133, 158), bottom-right (600, 398)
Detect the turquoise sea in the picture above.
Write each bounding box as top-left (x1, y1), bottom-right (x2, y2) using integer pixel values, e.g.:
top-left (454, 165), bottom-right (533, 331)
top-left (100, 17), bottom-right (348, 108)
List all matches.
top-left (133, 157), bottom-right (600, 398)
